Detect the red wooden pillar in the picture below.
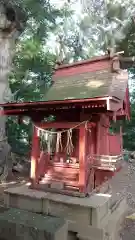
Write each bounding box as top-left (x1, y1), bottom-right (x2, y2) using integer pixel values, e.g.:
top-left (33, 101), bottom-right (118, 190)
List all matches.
top-left (79, 126), bottom-right (87, 193)
top-left (106, 116), bottom-right (110, 155)
top-left (90, 129), bottom-right (95, 191)
top-left (106, 129), bottom-right (109, 155)
top-left (30, 126), bottom-right (40, 187)
top-left (38, 151), bottom-right (50, 176)
top-left (120, 126), bottom-right (123, 154)
top-left (96, 122), bottom-right (100, 155)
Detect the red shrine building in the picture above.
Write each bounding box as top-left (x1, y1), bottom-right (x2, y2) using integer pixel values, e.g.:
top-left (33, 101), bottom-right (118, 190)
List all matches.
top-left (0, 54), bottom-right (131, 196)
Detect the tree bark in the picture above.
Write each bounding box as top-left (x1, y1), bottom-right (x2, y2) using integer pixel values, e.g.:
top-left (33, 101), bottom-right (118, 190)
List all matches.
top-left (0, 3), bottom-right (26, 180)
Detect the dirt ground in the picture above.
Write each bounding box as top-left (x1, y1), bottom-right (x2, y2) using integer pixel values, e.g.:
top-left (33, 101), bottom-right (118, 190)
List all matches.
top-left (0, 161), bottom-right (135, 239)
top-left (108, 160), bottom-right (135, 240)
top-left (0, 171), bottom-right (29, 205)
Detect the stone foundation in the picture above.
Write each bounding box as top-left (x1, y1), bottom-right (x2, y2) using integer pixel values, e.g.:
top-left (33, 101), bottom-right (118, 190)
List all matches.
top-left (4, 185), bottom-right (128, 240)
top-left (0, 207), bottom-right (67, 240)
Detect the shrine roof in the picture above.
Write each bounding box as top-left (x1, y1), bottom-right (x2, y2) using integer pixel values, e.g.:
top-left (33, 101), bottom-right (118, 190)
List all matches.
top-left (44, 70), bottom-right (111, 101)
top-left (55, 55), bottom-right (110, 69)
top-left (43, 55), bottom-right (129, 102)
top-left (0, 54), bottom-right (132, 116)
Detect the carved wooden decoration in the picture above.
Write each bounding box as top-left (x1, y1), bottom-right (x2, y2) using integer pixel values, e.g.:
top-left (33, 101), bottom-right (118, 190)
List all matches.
top-left (112, 56), bottom-right (121, 72)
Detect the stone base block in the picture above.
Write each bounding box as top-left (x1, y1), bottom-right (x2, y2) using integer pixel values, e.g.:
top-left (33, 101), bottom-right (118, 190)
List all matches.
top-left (77, 226), bottom-right (105, 240)
top-left (0, 207), bottom-right (67, 240)
top-left (4, 185), bottom-right (127, 240)
top-left (4, 185), bottom-right (111, 229)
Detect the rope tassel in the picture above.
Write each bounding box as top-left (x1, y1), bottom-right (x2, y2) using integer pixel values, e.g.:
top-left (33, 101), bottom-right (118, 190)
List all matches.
top-left (56, 132), bottom-right (63, 153)
top-left (65, 129), bottom-right (74, 155)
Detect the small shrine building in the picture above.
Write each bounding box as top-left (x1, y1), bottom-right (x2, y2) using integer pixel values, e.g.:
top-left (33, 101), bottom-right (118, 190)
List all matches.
top-left (0, 53), bottom-right (131, 197)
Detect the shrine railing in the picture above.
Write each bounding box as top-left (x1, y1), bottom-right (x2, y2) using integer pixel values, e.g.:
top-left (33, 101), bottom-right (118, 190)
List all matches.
top-left (87, 154), bottom-right (123, 171)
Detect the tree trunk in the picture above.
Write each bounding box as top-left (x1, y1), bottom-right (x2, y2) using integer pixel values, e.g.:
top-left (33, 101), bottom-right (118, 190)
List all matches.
top-left (0, 3), bottom-right (26, 180)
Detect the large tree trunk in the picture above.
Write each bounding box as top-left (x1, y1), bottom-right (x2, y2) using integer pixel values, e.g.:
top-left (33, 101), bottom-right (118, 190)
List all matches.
top-left (0, 3), bottom-right (26, 180)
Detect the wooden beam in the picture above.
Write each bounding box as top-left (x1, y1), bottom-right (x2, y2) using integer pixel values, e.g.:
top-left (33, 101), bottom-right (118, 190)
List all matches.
top-left (30, 126), bottom-right (40, 187)
top-left (36, 122), bottom-right (96, 129)
top-left (2, 105), bottom-right (106, 116)
top-left (0, 109), bottom-right (29, 115)
top-left (0, 97), bottom-right (108, 108)
top-left (49, 162), bottom-right (79, 169)
top-left (31, 184), bottom-right (86, 197)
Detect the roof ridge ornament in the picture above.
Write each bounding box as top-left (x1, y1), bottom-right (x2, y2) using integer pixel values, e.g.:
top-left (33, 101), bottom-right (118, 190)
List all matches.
top-left (107, 48), bottom-right (124, 58)
top-left (107, 48), bottom-right (124, 72)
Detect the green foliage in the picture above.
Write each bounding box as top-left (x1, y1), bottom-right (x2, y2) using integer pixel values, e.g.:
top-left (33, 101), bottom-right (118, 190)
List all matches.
top-left (79, 0), bottom-right (135, 150)
top-left (6, 0), bottom-right (135, 154)
top-left (7, 117), bottom-right (32, 155)
top-left (6, 1), bottom-right (63, 155)
top-left (109, 121), bottom-right (122, 134)
top-left (78, 0), bottom-right (135, 56)
top-left (10, 39), bottom-right (56, 102)
top-left (122, 90), bottom-right (135, 150)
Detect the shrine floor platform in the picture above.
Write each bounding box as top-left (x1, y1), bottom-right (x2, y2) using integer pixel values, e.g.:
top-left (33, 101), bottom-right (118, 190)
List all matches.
top-left (4, 183), bottom-right (127, 240)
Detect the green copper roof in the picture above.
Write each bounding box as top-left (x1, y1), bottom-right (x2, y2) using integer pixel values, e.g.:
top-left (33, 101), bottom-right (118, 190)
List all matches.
top-left (44, 70), bottom-right (112, 101)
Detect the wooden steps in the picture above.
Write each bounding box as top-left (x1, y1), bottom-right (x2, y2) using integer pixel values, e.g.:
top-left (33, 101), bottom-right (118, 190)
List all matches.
top-left (39, 163), bottom-right (79, 192)
top-left (37, 155), bottom-right (123, 196)
top-left (45, 169), bottom-right (79, 180)
top-left (40, 178), bottom-right (79, 188)
top-left (44, 163), bottom-right (79, 179)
